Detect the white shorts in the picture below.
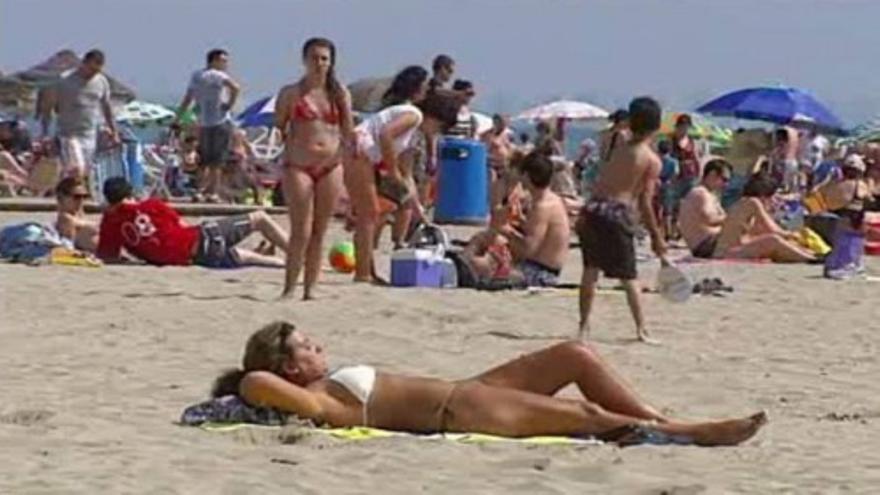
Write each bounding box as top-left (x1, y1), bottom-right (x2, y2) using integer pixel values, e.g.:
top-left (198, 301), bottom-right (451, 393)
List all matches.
top-left (354, 129), bottom-right (380, 165)
top-left (58, 136), bottom-right (97, 177)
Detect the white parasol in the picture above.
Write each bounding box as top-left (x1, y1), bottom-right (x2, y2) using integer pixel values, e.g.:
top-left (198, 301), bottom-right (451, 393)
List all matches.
top-left (514, 99), bottom-right (608, 122)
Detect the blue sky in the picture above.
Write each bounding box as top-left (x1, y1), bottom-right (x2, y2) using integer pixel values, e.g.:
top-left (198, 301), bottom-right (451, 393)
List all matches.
top-left (2, 0), bottom-right (877, 125)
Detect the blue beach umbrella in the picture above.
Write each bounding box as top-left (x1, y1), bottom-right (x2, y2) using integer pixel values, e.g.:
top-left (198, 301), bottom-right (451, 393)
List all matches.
top-left (696, 86), bottom-right (845, 133)
top-left (237, 96), bottom-right (276, 128)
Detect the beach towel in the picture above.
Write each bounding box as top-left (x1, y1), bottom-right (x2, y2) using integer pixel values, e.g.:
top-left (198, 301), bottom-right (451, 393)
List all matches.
top-left (48, 247), bottom-right (103, 267)
top-left (199, 422), bottom-right (602, 447)
top-left (0, 222), bottom-right (101, 266)
top-left (0, 222), bottom-right (72, 264)
top-left (181, 395), bottom-right (690, 447)
top-left (795, 227), bottom-right (831, 256)
top-left (675, 256), bottom-right (771, 265)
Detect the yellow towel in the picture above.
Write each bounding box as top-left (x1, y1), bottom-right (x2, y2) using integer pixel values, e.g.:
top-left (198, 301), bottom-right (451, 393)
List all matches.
top-left (200, 422), bottom-right (600, 446)
top-left (795, 227), bottom-right (831, 256)
top-left (49, 247), bottom-right (103, 268)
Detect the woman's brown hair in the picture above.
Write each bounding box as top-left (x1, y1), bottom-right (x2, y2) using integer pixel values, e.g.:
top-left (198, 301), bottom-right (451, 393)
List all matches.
top-left (211, 321), bottom-right (297, 397)
top-left (302, 38), bottom-right (344, 114)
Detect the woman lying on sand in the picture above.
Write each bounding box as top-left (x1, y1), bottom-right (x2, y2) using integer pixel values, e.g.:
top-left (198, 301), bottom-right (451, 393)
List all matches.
top-left (213, 321), bottom-right (767, 446)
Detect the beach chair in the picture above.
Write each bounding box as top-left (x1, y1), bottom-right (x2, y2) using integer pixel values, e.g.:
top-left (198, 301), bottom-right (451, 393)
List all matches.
top-left (141, 144), bottom-right (175, 198)
top-left (89, 130), bottom-right (146, 201)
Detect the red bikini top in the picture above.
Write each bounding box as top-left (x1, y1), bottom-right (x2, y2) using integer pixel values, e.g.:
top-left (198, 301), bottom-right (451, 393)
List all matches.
top-left (291, 96), bottom-right (339, 125)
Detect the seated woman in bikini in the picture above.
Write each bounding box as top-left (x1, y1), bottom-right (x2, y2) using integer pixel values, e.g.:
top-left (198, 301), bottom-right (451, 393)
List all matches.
top-left (680, 162), bottom-right (814, 263)
top-left (213, 321), bottom-right (767, 446)
top-left (345, 69), bottom-right (460, 283)
top-left (54, 176), bottom-right (98, 251)
top-left (816, 154), bottom-right (878, 241)
top-left (275, 38), bottom-right (355, 300)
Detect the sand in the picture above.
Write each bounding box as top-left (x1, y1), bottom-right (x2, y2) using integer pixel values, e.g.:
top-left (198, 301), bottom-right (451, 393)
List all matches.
top-left (2, 211), bottom-right (880, 494)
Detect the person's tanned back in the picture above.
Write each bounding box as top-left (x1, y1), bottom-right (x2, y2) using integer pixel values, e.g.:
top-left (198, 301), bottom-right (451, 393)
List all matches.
top-left (593, 128), bottom-right (660, 207)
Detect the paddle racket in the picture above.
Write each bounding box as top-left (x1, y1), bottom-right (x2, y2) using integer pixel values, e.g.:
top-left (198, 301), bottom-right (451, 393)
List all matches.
top-left (656, 257), bottom-right (693, 303)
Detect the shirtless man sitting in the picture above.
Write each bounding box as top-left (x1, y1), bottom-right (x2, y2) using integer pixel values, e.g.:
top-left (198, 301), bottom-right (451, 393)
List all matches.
top-left (679, 160), bottom-right (814, 263)
top-left (494, 151), bottom-right (570, 287)
top-left (54, 176), bottom-right (98, 251)
top-left (577, 97), bottom-right (666, 344)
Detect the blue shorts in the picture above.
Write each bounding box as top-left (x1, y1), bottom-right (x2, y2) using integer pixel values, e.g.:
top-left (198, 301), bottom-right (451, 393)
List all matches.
top-left (516, 259), bottom-right (561, 287)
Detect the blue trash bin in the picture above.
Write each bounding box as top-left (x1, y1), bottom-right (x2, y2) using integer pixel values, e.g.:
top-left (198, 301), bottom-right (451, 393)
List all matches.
top-left (434, 137), bottom-right (488, 225)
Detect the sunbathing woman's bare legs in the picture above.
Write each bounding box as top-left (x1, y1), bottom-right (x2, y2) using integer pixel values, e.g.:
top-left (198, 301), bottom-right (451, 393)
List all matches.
top-left (728, 234), bottom-right (815, 262)
top-left (473, 341), bottom-right (665, 421)
top-left (713, 198), bottom-right (765, 254)
top-left (447, 382), bottom-right (767, 445)
top-left (715, 198), bottom-right (814, 262)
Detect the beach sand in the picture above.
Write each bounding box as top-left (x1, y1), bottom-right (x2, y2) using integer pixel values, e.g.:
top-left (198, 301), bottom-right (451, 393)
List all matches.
top-left (2, 211), bottom-right (879, 494)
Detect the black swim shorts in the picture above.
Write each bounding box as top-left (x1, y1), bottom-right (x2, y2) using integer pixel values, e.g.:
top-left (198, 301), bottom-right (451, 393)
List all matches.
top-left (576, 199), bottom-right (638, 280)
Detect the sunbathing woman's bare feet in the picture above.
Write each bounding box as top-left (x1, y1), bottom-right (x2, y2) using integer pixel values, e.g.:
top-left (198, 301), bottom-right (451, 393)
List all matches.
top-left (686, 412), bottom-right (768, 446)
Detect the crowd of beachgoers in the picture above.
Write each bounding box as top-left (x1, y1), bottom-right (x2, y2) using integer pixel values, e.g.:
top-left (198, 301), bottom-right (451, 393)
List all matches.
top-left (6, 38), bottom-right (880, 458)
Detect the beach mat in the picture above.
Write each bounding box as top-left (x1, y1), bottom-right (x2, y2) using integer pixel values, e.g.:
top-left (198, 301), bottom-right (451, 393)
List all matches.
top-left (675, 256), bottom-right (771, 265)
top-left (200, 422), bottom-right (602, 446)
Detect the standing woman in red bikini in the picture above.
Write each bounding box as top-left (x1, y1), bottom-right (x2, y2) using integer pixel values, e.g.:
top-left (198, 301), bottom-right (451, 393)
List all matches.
top-left (276, 38), bottom-right (354, 300)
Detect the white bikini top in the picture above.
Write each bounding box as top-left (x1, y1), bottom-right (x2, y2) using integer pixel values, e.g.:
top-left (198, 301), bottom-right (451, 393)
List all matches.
top-left (327, 365), bottom-right (377, 404)
top-left (355, 104), bottom-right (423, 163)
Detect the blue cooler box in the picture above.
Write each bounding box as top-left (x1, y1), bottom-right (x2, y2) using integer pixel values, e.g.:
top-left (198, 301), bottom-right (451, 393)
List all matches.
top-left (391, 249), bottom-right (445, 287)
top-left (434, 138), bottom-right (489, 225)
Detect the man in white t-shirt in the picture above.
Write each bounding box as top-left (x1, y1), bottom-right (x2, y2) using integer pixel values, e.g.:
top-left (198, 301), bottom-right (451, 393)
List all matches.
top-left (175, 48), bottom-right (241, 201)
top-left (40, 49), bottom-right (119, 179)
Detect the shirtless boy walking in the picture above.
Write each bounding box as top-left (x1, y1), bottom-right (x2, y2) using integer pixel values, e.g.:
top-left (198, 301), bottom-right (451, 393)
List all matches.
top-left (576, 97), bottom-right (666, 343)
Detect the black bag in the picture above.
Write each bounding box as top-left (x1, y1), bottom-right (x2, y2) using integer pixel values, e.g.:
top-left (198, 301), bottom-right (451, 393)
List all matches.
top-left (445, 250), bottom-right (477, 288)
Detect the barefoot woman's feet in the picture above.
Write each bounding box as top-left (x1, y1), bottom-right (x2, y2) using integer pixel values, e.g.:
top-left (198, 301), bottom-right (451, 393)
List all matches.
top-left (688, 411), bottom-right (768, 446)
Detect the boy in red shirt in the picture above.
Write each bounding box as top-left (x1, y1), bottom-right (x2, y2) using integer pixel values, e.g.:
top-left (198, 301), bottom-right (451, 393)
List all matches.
top-left (96, 177), bottom-right (288, 268)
